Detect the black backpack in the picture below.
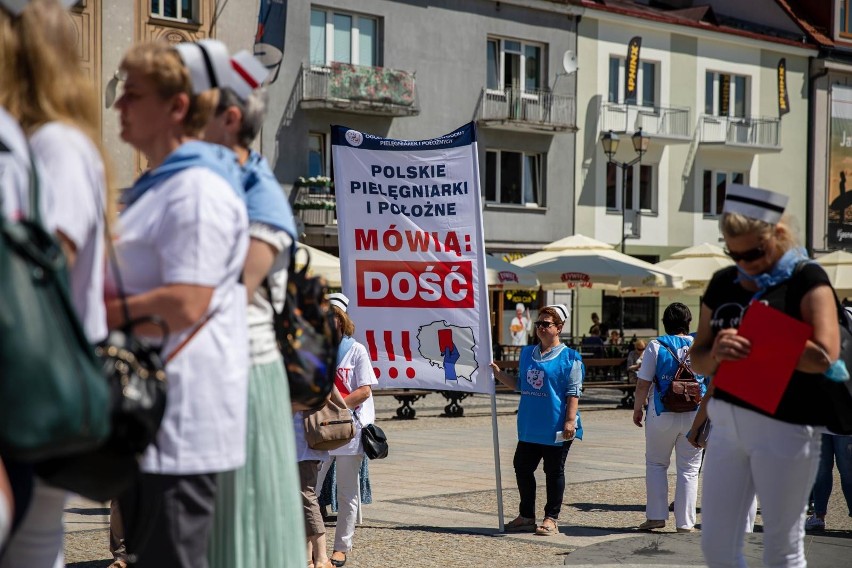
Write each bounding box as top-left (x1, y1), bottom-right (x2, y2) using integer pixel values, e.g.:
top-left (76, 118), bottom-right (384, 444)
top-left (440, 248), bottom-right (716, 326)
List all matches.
top-left (653, 341), bottom-right (702, 413)
top-left (268, 247), bottom-right (341, 408)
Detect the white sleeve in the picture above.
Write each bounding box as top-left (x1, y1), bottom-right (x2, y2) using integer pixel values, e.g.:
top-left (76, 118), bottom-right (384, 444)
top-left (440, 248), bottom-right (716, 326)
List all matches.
top-left (30, 124), bottom-right (101, 247)
top-left (351, 342), bottom-right (378, 388)
top-left (0, 488), bottom-right (9, 547)
top-left (636, 342), bottom-right (659, 383)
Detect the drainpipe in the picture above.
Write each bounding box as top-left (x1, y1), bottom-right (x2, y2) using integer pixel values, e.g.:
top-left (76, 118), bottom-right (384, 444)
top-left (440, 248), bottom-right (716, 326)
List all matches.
top-left (808, 56), bottom-right (830, 255)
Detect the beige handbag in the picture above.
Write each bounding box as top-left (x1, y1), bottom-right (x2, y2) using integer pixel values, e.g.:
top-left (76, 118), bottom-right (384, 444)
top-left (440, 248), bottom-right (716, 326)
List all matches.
top-left (304, 394), bottom-right (355, 451)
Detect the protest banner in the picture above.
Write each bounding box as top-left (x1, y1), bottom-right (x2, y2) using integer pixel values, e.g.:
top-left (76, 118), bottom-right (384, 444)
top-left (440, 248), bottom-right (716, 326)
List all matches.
top-left (331, 123), bottom-right (493, 394)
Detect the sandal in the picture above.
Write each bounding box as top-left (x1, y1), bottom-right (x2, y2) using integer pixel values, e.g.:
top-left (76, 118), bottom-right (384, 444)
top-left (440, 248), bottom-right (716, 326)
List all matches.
top-left (330, 551), bottom-right (347, 567)
top-left (504, 515), bottom-right (536, 532)
top-left (535, 517), bottom-right (559, 536)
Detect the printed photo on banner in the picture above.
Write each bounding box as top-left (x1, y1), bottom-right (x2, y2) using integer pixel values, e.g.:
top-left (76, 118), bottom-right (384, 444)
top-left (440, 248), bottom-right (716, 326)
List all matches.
top-left (331, 123), bottom-right (493, 394)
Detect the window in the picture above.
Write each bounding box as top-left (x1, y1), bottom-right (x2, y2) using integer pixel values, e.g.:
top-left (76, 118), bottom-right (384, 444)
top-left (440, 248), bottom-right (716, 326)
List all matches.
top-left (606, 162), bottom-right (655, 212)
top-left (486, 38), bottom-right (544, 92)
top-left (310, 8), bottom-right (379, 67)
top-left (842, 0), bottom-right (852, 36)
top-left (602, 258), bottom-right (659, 331)
top-left (484, 150), bottom-right (543, 206)
top-left (608, 57), bottom-right (657, 107)
top-left (703, 170), bottom-right (745, 216)
top-left (705, 72), bottom-right (748, 118)
top-left (308, 133), bottom-right (326, 177)
top-left (150, 0), bottom-right (194, 21)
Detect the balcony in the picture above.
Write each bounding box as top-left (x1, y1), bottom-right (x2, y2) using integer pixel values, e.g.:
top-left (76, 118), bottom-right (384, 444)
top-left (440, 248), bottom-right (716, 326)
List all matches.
top-left (291, 182), bottom-right (337, 229)
top-left (600, 102), bottom-right (691, 141)
top-left (698, 115), bottom-right (781, 151)
top-left (299, 62), bottom-right (419, 117)
top-left (477, 87), bottom-right (576, 132)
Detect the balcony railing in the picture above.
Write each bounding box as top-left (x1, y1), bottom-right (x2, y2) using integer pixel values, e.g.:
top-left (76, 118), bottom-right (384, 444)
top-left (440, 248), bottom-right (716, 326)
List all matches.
top-left (600, 102), bottom-right (691, 140)
top-left (300, 62), bottom-right (419, 117)
top-left (478, 87), bottom-right (576, 132)
top-left (698, 115), bottom-right (781, 150)
top-left (291, 184), bottom-right (336, 227)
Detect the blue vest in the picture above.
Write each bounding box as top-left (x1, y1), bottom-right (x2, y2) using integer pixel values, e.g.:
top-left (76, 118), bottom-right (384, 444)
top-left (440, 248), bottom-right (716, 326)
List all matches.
top-left (651, 335), bottom-right (707, 416)
top-left (517, 344), bottom-right (585, 446)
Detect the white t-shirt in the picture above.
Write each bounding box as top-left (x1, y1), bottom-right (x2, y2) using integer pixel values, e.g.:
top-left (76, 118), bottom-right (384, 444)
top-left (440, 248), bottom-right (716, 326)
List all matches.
top-left (247, 222), bottom-right (292, 364)
top-left (292, 410), bottom-right (327, 462)
top-left (330, 341), bottom-right (378, 456)
top-left (112, 166), bottom-right (249, 474)
top-left (30, 122), bottom-right (107, 342)
top-left (0, 108), bottom-right (52, 227)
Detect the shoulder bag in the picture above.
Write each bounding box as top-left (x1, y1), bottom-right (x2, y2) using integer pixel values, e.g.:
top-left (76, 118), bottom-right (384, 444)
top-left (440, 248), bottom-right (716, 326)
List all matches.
top-left (355, 408), bottom-right (388, 460)
top-left (0, 150), bottom-right (110, 461)
top-left (303, 394), bottom-right (355, 451)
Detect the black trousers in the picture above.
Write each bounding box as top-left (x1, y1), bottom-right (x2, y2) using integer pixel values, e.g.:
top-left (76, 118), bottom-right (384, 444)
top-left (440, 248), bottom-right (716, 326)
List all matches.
top-left (513, 440), bottom-right (573, 520)
top-left (119, 472), bottom-right (217, 568)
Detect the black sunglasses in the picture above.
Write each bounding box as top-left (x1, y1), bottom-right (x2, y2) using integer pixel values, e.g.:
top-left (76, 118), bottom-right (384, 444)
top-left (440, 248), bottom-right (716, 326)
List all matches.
top-left (724, 245), bottom-right (766, 263)
top-left (534, 321), bottom-right (556, 329)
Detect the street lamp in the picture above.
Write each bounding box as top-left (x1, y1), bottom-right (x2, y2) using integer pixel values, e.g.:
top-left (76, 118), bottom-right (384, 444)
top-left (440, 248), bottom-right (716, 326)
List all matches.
top-left (600, 128), bottom-right (649, 253)
top-left (600, 128), bottom-right (650, 336)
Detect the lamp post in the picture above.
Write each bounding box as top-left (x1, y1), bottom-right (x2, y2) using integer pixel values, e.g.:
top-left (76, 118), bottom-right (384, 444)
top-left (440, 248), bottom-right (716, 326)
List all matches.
top-left (600, 128), bottom-right (649, 252)
top-left (600, 128), bottom-right (650, 335)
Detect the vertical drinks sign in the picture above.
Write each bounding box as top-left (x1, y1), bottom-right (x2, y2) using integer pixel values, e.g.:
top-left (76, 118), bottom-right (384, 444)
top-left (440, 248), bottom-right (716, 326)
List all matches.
top-left (331, 123), bottom-right (493, 393)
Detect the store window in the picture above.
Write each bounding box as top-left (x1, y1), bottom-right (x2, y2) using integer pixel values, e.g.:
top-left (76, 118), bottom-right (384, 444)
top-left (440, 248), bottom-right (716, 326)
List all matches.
top-left (602, 255), bottom-right (660, 333)
top-left (308, 133), bottom-right (326, 177)
top-left (487, 37), bottom-right (544, 92)
top-left (608, 57), bottom-right (657, 107)
top-left (310, 7), bottom-right (379, 67)
top-left (484, 149), bottom-right (543, 206)
top-left (842, 0), bottom-right (852, 36)
top-left (702, 170), bottom-right (745, 216)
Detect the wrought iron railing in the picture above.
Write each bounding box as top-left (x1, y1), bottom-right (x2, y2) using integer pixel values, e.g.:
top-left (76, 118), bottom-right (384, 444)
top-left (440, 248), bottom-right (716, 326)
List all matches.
top-left (479, 87), bottom-right (575, 130)
top-left (301, 62), bottom-right (418, 115)
top-left (600, 102), bottom-right (691, 138)
top-left (698, 115), bottom-right (780, 148)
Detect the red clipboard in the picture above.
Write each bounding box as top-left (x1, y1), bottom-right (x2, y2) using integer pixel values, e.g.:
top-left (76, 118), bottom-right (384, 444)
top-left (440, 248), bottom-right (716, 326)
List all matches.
top-left (713, 301), bottom-right (812, 414)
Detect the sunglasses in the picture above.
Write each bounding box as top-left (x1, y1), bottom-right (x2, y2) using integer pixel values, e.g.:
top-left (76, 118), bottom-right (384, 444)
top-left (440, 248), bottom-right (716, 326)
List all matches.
top-left (724, 245), bottom-right (766, 263)
top-left (534, 321), bottom-right (556, 329)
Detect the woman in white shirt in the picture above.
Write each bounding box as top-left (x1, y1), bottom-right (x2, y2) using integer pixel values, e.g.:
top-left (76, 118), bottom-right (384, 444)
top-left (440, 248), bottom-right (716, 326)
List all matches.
top-left (316, 293), bottom-right (378, 567)
top-left (0, 1), bottom-right (109, 565)
top-left (108, 40), bottom-right (249, 567)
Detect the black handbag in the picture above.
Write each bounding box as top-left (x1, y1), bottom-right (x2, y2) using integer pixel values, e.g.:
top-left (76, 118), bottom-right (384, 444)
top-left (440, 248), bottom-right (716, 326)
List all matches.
top-left (360, 423), bottom-right (388, 460)
top-left (36, 229), bottom-right (170, 501)
top-left (0, 150), bottom-right (110, 462)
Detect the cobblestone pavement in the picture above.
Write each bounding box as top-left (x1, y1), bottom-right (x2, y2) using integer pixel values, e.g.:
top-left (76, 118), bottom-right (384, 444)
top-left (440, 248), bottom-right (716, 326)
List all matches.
top-left (64, 391), bottom-right (851, 567)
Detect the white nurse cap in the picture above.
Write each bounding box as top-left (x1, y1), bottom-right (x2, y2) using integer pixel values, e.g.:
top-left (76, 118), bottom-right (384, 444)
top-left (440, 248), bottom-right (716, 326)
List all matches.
top-left (174, 39), bottom-right (231, 95)
top-left (228, 50), bottom-right (270, 101)
top-left (328, 293), bottom-right (349, 313)
top-left (722, 184), bottom-right (788, 225)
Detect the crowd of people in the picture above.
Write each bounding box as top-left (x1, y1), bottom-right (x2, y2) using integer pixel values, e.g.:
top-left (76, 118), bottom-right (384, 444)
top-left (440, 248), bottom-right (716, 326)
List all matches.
top-left (1, 3), bottom-right (851, 568)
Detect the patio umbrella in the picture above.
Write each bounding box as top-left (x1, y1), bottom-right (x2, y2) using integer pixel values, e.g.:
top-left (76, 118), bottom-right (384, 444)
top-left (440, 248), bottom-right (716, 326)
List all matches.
top-left (485, 255), bottom-right (539, 290)
top-left (295, 244), bottom-right (341, 287)
top-left (815, 250), bottom-right (852, 295)
top-left (654, 243), bottom-right (733, 292)
top-left (513, 234), bottom-right (683, 291)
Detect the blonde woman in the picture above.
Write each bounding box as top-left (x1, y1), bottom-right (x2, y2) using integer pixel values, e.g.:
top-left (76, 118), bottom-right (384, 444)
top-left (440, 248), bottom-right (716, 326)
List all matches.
top-left (108, 39), bottom-right (249, 567)
top-left (0, 1), bottom-right (109, 565)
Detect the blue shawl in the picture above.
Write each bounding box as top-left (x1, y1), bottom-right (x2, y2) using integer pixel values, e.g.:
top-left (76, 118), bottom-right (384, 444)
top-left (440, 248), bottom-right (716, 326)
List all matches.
top-left (242, 150), bottom-right (297, 239)
top-left (736, 246), bottom-right (810, 300)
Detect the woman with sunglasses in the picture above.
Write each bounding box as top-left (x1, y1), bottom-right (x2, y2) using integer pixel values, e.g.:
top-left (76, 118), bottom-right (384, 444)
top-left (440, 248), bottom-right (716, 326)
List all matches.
top-left (689, 184), bottom-right (840, 567)
top-left (491, 304), bottom-right (584, 537)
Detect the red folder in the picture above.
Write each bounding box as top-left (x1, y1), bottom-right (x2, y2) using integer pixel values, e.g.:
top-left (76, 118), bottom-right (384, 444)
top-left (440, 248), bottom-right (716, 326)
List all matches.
top-left (713, 301), bottom-right (812, 414)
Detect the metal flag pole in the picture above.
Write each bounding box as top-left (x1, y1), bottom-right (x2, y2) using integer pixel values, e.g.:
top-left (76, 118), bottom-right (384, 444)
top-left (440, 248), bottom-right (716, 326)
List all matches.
top-left (490, 382), bottom-right (505, 532)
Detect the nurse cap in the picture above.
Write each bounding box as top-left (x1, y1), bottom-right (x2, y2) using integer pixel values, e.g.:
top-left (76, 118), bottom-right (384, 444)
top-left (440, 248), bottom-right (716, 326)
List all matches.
top-left (174, 39), bottom-right (232, 95)
top-left (328, 293), bottom-right (349, 313)
top-left (1, 0), bottom-right (76, 15)
top-left (722, 184), bottom-right (788, 225)
top-left (545, 304), bottom-right (569, 323)
top-left (229, 50), bottom-right (270, 101)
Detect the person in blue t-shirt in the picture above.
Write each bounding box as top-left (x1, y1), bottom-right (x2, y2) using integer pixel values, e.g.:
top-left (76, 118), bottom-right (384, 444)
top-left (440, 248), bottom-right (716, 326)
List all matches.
top-left (633, 303), bottom-right (707, 533)
top-left (491, 304), bottom-right (584, 537)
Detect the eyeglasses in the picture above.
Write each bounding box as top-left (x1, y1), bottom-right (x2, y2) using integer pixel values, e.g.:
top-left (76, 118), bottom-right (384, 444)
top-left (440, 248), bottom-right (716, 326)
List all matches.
top-left (724, 245), bottom-right (766, 263)
top-left (534, 321), bottom-right (556, 329)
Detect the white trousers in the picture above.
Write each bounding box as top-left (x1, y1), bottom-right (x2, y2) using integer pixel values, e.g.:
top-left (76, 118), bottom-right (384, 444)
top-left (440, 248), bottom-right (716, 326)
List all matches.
top-left (701, 399), bottom-right (821, 568)
top-left (0, 480), bottom-right (65, 568)
top-left (317, 454), bottom-right (362, 553)
top-left (644, 407), bottom-right (703, 529)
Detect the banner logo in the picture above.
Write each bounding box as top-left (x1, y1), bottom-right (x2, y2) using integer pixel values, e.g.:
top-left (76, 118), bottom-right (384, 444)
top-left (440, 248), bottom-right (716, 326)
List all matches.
top-left (345, 129), bottom-right (364, 147)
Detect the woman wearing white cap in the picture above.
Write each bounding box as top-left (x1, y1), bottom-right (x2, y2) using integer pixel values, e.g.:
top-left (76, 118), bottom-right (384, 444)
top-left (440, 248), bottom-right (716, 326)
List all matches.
top-left (315, 293), bottom-right (377, 567)
top-left (689, 184), bottom-right (841, 567)
top-left (108, 39), bottom-right (249, 567)
top-left (510, 302), bottom-right (531, 346)
top-left (203, 53), bottom-right (307, 568)
top-left (490, 304), bottom-right (585, 536)
top-left (0, 0), bottom-right (110, 564)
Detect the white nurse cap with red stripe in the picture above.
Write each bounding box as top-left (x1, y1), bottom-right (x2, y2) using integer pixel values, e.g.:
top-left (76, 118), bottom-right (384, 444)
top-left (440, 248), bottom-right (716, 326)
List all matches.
top-left (229, 50), bottom-right (270, 101)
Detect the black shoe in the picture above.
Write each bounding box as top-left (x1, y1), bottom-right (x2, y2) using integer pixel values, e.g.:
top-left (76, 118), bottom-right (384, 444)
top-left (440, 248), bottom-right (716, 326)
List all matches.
top-left (330, 552), bottom-right (346, 567)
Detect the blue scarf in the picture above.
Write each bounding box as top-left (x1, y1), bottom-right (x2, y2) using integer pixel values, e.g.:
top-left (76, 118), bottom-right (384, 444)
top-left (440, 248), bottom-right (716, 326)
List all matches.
top-left (735, 246), bottom-right (809, 300)
top-left (337, 336), bottom-right (356, 366)
top-left (242, 150), bottom-right (297, 240)
top-left (122, 141), bottom-right (245, 208)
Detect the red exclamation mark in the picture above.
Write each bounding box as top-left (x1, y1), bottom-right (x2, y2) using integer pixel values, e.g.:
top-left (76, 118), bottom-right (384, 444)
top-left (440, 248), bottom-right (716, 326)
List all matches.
top-left (401, 331), bottom-right (415, 379)
top-left (366, 330), bottom-right (380, 378)
top-left (384, 330), bottom-right (398, 379)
